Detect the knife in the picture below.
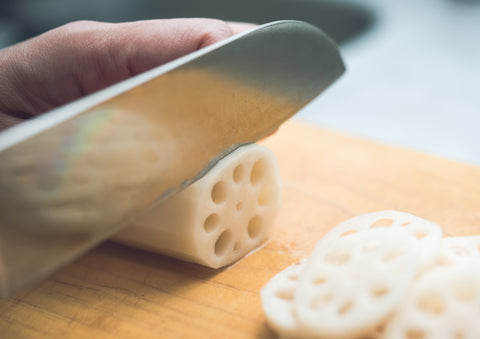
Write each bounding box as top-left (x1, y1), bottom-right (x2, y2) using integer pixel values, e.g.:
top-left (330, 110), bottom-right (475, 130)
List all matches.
top-left (0, 20), bottom-right (344, 297)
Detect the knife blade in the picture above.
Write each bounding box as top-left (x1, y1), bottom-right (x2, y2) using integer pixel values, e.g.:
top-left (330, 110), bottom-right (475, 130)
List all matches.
top-left (0, 20), bottom-right (344, 297)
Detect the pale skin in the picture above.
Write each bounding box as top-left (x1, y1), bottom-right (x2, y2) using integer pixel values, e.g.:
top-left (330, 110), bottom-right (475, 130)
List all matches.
top-left (0, 18), bottom-right (255, 130)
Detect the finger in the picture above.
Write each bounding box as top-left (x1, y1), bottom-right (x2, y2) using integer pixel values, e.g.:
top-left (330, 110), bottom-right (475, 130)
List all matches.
top-left (90, 18), bottom-right (236, 76)
top-left (0, 113), bottom-right (22, 131)
top-left (227, 22), bottom-right (257, 35)
top-left (0, 18), bottom-right (238, 118)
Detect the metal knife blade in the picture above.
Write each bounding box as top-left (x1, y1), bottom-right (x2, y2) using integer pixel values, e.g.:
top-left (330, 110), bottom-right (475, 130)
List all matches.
top-left (0, 20), bottom-right (344, 297)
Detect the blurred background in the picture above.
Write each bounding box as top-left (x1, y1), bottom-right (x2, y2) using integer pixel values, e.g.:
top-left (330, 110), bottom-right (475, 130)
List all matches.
top-left (0, 0), bottom-right (479, 165)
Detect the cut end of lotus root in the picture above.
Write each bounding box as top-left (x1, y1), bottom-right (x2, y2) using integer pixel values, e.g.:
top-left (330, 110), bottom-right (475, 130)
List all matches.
top-left (114, 143), bottom-right (281, 268)
top-left (384, 263), bottom-right (480, 339)
top-left (259, 211), bottom-right (453, 339)
top-left (260, 261), bottom-right (313, 338)
top-left (313, 210), bottom-right (443, 274)
top-left (294, 227), bottom-right (419, 338)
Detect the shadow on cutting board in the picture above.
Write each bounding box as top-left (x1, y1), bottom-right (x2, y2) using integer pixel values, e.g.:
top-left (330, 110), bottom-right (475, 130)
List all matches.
top-left (59, 241), bottom-right (224, 296)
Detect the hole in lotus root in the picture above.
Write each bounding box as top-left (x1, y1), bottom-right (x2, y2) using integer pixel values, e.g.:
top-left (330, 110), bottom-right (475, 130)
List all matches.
top-left (233, 165), bottom-right (245, 183)
top-left (375, 324), bottom-right (386, 336)
top-left (11, 162), bottom-right (36, 176)
top-left (362, 239), bottom-right (382, 254)
top-left (415, 232), bottom-right (428, 239)
top-left (287, 272), bottom-right (299, 281)
top-left (275, 288), bottom-right (294, 301)
top-left (324, 249), bottom-right (351, 265)
top-left (250, 159), bottom-right (266, 186)
top-left (417, 292), bottom-right (445, 315)
top-left (453, 279), bottom-right (477, 302)
top-left (405, 329), bottom-right (427, 339)
top-left (337, 300), bottom-right (354, 315)
top-left (370, 284), bottom-right (389, 299)
top-left (439, 259), bottom-right (454, 267)
top-left (401, 222), bottom-right (412, 227)
top-left (247, 216), bottom-right (263, 239)
top-left (258, 188), bottom-right (272, 206)
top-left (211, 181), bottom-right (228, 204)
top-left (37, 175), bottom-right (60, 191)
top-left (233, 241), bottom-right (240, 252)
top-left (383, 248), bottom-right (407, 262)
top-left (72, 172), bottom-right (90, 185)
top-left (204, 213), bottom-right (220, 233)
top-left (449, 245), bottom-right (470, 257)
top-left (370, 218), bottom-right (394, 228)
top-left (310, 293), bottom-right (334, 309)
top-left (236, 202), bottom-right (244, 211)
top-left (311, 275), bottom-right (327, 285)
top-left (454, 331), bottom-right (466, 339)
top-left (340, 229), bottom-right (359, 237)
top-left (215, 230), bottom-right (232, 256)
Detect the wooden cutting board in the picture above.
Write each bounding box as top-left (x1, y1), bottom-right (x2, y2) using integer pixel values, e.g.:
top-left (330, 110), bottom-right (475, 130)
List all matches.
top-left (1, 121), bottom-right (479, 338)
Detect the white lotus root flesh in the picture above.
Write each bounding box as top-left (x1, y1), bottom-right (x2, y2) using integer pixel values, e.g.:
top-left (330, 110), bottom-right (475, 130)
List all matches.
top-left (114, 143), bottom-right (281, 268)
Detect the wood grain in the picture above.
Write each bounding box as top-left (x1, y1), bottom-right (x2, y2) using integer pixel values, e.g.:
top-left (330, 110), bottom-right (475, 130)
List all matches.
top-left (1, 121), bottom-right (479, 338)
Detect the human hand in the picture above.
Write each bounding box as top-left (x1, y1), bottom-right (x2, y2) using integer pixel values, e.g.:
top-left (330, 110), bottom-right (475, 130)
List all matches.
top-left (0, 18), bottom-right (255, 130)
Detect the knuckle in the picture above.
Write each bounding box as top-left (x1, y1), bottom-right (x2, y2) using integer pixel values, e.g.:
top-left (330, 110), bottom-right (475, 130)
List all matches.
top-left (197, 19), bottom-right (233, 48)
